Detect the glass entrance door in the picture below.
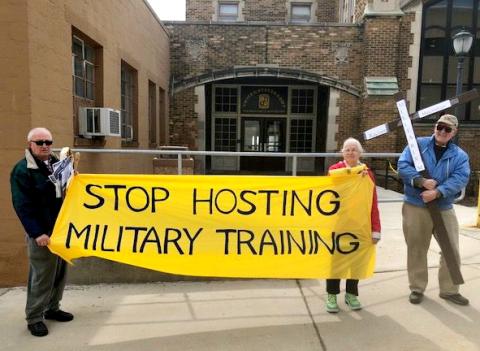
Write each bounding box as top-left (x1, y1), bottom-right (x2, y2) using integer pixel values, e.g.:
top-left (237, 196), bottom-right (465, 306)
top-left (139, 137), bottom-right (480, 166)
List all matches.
top-left (240, 117), bottom-right (286, 172)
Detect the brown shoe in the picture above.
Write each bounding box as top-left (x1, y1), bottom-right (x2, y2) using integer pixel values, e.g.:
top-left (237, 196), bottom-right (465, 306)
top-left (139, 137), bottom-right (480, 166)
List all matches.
top-left (439, 293), bottom-right (469, 306)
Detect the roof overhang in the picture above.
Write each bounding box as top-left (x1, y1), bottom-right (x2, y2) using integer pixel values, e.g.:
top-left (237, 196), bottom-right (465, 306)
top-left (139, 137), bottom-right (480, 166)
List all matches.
top-left (365, 77), bottom-right (399, 96)
top-left (171, 66), bottom-right (361, 97)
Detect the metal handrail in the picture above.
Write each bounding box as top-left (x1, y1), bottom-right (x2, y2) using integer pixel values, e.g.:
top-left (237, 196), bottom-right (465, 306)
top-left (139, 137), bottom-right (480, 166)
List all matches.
top-left (53, 148), bottom-right (473, 204)
top-left (59, 148), bottom-right (401, 176)
top-left (55, 148), bottom-right (407, 202)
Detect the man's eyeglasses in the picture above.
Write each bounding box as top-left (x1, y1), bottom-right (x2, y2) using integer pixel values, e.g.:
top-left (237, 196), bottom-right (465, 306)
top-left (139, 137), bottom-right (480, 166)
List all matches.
top-left (436, 124), bottom-right (453, 133)
top-left (30, 140), bottom-right (53, 146)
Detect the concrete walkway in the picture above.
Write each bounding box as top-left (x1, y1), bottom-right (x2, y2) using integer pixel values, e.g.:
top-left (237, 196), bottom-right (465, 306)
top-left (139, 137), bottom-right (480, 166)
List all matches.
top-left (1, 188), bottom-right (479, 351)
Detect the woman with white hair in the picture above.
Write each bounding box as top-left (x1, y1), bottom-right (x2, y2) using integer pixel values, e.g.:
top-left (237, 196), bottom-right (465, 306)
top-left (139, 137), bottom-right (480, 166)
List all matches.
top-left (325, 137), bottom-right (381, 313)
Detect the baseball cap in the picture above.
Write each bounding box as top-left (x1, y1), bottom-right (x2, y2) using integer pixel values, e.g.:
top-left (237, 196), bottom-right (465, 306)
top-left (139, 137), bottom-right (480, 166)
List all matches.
top-left (437, 114), bottom-right (458, 127)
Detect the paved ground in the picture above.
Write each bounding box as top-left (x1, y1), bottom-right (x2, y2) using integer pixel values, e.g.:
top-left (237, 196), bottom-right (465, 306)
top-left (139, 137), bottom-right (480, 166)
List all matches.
top-left (1, 188), bottom-right (479, 351)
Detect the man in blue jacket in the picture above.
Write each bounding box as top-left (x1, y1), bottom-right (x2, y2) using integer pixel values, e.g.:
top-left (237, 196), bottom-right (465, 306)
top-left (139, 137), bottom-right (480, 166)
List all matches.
top-left (398, 114), bottom-right (470, 306)
top-left (10, 127), bottom-right (73, 337)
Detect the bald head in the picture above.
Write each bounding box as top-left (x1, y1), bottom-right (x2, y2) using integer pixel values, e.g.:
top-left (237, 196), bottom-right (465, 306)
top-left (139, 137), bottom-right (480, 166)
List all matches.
top-left (27, 127), bottom-right (52, 142)
top-left (27, 127), bottom-right (53, 161)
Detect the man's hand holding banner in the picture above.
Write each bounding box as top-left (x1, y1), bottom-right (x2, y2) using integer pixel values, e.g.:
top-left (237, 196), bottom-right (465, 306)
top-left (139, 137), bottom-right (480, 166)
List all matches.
top-left (49, 172), bottom-right (376, 279)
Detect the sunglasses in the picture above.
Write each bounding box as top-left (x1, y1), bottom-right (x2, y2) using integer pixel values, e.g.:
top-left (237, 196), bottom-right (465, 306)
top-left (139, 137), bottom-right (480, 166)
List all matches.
top-left (30, 140), bottom-right (53, 146)
top-left (436, 124), bottom-right (453, 133)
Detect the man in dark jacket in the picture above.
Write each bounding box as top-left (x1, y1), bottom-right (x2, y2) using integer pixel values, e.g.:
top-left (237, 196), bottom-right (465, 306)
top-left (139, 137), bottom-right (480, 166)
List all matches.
top-left (10, 127), bottom-right (73, 337)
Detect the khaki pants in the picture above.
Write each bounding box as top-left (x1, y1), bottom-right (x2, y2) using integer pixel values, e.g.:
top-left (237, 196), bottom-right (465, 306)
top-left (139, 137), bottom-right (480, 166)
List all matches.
top-left (402, 203), bottom-right (461, 295)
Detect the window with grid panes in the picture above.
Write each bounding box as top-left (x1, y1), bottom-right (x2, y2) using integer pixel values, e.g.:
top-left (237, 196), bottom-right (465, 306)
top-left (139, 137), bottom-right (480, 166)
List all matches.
top-left (290, 119), bottom-right (313, 152)
top-left (418, 0), bottom-right (480, 121)
top-left (215, 87), bottom-right (238, 112)
top-left (72, 36), bottom-right (95, 100)
top-left (121, 62), bottom-right (137, 141)
top-left (214, 118), bottom-right (237, 151)
top-left (291, 89), bottom-right (314, 113)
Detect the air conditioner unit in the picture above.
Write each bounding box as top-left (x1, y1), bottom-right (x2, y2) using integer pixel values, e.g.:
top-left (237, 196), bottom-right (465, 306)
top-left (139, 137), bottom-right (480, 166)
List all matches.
top-left (79, 107), bottom-right (121, 138)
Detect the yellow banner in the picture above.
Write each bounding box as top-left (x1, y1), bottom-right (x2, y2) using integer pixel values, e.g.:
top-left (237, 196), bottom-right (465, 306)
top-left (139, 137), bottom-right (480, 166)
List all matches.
top-left (49, 173), bottom-right (376, 279)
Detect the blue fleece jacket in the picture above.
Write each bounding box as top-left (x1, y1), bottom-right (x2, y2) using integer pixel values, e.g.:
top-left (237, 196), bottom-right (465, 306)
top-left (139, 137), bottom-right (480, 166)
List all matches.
top-left (397, 135), bottom-right (470, 210)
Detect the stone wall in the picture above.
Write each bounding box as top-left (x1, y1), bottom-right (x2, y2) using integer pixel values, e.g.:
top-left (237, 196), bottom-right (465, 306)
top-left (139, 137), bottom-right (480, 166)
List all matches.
top-left (244, 0), bottom-right (287, 22)
top-left (316, 0), bottom-right (340, 23)
top-left (186, 0), bottom-right (213, 21)
top-left (169, 89), bottom-right (200, 148)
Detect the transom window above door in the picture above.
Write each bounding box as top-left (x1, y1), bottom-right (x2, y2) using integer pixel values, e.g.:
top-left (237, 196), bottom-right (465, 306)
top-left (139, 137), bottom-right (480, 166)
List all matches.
top-left (291, 88), bottom-right (314, 113)
top-left (215, 87), bottom-right (238, 112)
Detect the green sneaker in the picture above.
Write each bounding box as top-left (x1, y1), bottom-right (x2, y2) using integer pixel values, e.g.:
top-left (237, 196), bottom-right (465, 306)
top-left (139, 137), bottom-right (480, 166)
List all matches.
top-left (326, 294), bottom-right (339, 313)
top-left (345, 293), bottom-right (362, 310)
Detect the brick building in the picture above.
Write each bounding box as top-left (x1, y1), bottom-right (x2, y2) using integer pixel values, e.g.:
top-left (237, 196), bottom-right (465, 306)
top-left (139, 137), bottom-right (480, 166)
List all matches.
top-left (166, 0), bottom-right (480, 177)
top-left (1, 0), bottom-right (170, 286)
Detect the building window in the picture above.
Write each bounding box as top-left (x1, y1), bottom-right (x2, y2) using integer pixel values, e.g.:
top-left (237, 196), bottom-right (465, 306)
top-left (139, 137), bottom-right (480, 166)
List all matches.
top-left (218, 2), bottom-right (239, 22)
top-left (72, 29), bottom-right (103, 141)
top-left (291, 3), bottom-right (311, 23)
top-left (148, 81), bottom-right (157, 147)
top-left (290, 119), bottom-right (313, 152)
top-left (72, 35), bottom-right (95, 100)
top-left (291, 88), bottom-right (314, 113)
top-left (121, 61), bottom-right (138, 143)
top-left (418, 0), bottom-right (480, 121)
top-left (214, 118), bottom-right (237, 151)
top-left (215, 87), bottom-right (238, 112)
top-left (158, 87), bottom-right (167, 145)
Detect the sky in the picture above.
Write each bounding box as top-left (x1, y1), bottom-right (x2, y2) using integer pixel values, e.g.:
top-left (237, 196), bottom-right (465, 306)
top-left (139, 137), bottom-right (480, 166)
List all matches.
top-left (146, 0), bottom-right (186, 21)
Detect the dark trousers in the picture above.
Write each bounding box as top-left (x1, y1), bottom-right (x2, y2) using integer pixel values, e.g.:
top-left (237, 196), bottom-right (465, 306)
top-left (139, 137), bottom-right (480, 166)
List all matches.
top-left (326, 279), bottom-right (359, 296)
top-left (26, 237), bottom-right (67, 324)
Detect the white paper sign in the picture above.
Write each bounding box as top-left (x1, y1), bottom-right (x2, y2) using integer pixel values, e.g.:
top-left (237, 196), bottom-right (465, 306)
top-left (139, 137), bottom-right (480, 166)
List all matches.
top-left (397, 100), bottom-right (425, 172)
top-left (363, 124), bottom-right (389, 140)
top-left (52, 158), bottom-right (74, 192)
top-left (417, 100), bottom-right (452, 118)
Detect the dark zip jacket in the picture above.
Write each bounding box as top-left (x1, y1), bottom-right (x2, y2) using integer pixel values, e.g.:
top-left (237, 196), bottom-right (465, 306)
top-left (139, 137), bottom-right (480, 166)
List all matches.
top-left (10, 149), bottom-right (63, 238)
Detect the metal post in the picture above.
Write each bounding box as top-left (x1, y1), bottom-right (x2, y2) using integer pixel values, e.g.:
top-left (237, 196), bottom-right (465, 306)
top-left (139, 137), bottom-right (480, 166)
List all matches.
top-left (455, 55), bottom-right (465, 116)
top-left (292, 156), bottom-right (297, 176)
top-left (384, 160), bottom-right (389, 190)
top-left (177, 154), bottom-right (183, 175)
top-left (477, 173), bottom-right (480, 228)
